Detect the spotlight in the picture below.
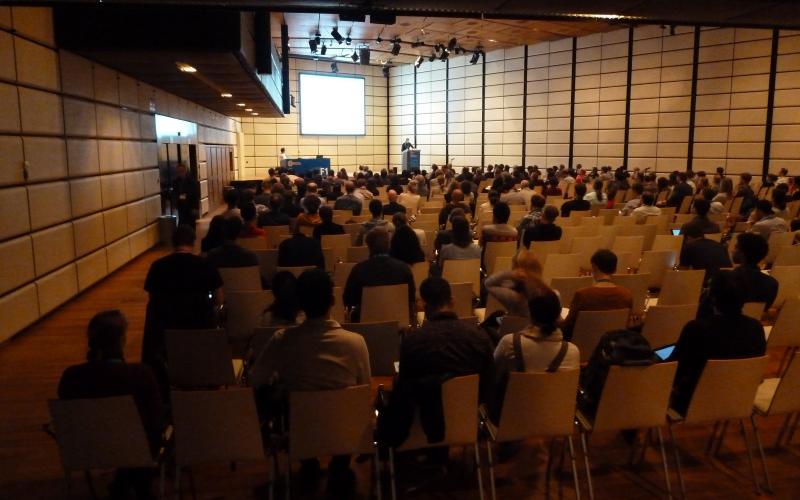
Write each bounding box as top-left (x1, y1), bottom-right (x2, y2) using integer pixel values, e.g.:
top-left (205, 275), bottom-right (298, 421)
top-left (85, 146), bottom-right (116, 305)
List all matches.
top-left (244, 108), bottom-right (253, 112)
top-left (470, 51), bottom-right (480, 64)
top-left (331, 27), bottom-right (344, 43)
top-left (345, 35), bottom-right (352, 45)
top-left (428, 52), bottom-right (436, 62)
top-left (376, 36), bottom-right (383, 44)
top-left (309, 39), bottom-right (317, 53)
top-left (382, 66), bottom-right (390, 78)
top-left (331, 61), bottom-right (338, 73)
top-left (176, 62), bottom-right (197, 73)
top-left (320, 44), bottom-right (327, 55)
top-left (391, 38), bottom-right (401, 56)
top-left (447, 37), bottom-right (457, 52)
top-left (415, 55), bottom-right (423, 68)
top-left (314, 31), bottom-right (321, 44)
top-left (411, 40), bottom-right (423, 48)
top-left (220, 92), bottom-right (232, 98)
top-left (236, 103), bottom-right (246, 107)
top-left (351, 51), bottom-right (359, 63)
top-left (439, 48), bottom-right (449, 61)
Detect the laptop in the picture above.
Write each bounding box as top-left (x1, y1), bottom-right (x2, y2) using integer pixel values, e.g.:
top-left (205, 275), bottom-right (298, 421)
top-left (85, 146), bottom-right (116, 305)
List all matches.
top-left (653, 344), bottom-right (675, 361)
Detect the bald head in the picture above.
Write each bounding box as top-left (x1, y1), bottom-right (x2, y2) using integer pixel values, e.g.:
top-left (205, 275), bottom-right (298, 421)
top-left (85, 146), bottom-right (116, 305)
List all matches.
top-left (388, 190), bottom-right (398, 202)
top-left (306, 182), bottom-right (317, 193)
top-left (451, 189), bottom-right (464, 203)
top-left (344, 181), bottom-right (355, 193)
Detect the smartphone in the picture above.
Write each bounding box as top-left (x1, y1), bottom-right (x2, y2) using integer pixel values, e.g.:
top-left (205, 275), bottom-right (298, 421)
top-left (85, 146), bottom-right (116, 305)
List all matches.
top-left (654, 344), bottom-right (675, 361)
top-left (671, 229), bottom-right (681, 236)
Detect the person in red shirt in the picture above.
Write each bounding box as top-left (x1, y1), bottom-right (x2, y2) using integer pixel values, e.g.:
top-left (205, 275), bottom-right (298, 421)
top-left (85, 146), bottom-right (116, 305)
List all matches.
top-left (239, 202), bottom-right (265, 238)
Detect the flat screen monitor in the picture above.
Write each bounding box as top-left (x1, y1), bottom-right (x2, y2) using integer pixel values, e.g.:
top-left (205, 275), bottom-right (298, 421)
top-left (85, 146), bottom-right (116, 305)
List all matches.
top-left (299, 73), bottom-right (365, 135)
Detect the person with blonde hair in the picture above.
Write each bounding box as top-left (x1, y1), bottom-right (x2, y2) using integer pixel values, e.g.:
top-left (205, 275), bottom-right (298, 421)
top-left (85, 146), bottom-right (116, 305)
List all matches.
top-left (484, 250), bottom-right (546, 318)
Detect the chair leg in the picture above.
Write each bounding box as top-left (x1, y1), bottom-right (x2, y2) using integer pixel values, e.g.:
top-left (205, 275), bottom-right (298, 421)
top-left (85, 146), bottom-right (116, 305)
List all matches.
top-left (667, 424), bottom-right (685, 499)
top-left (159, 461), bottom-right (166, 500)
top-left (567, 436), bottom-right (581, 500)
top-left (775, 412), bottom-right (794, 448)
top-left (750, 415), bottom-right (774, 494)
top-left (579, 432), bottom-right (594, 500)
top-left (284, 454), bottom-right (291, 500)
top-left (787, 412), bottom-right (800, 445)
top-left (486, 441), bottom-right (497, 500)
top-left (705, 421), bottom-right (721, 455)
top-left (712, 420), bottom-right (730, 457)
top-left (388, 447), bottom-right (397, 500)
top-left (655, 428), bottom-right (672, 499)
top-left (188, 468), bottom-right (198, 500)
top-left (738, 419), bottom-right (761, 495)
top-left (84, 471), bottom-right (98, 500)
top-left (374, 445), bottom-right (382, 500)
top-left (474, 443), bottom-right (485, 500)
top-left (174, 465), bottom-right (181, 500)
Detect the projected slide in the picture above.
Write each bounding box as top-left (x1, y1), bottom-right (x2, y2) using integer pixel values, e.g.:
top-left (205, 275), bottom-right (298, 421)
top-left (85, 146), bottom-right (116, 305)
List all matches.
top-left (299, 73), bottom-right (366, 135)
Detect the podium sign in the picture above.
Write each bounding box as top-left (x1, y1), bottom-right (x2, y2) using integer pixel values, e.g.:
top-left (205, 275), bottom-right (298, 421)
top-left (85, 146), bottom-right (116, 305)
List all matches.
top-left (402, 149), bottom-right (420, 171)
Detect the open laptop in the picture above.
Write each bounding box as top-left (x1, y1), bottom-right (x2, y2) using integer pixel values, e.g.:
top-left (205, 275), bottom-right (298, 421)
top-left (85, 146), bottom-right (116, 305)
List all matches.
top-left (653, 344), bottom-right (675, 361)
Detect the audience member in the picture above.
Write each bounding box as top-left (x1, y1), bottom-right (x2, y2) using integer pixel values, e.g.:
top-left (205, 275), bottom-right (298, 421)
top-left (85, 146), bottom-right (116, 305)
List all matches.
top-left (313, 205), bottom-right (345, 240)
top-left (277, 224), bottom-right (325, 269)
top-left (583, 179), bottom-right (608, 206)
top-left (618, 183), bottom-right (644, 216)
top-left (631, 192), bottom-right (661, 222)
top-left (560, 183), bottom-right (591, 217)
top-left (383, 190), bottom-right (407, 217)
top-left (333, 181), bottom-right (363, 215)
top-left (344, 229), bottom-right (415, 323)
top-left (206, 217), bottom-right (259, 269)
top-left (172, 163), bottom-right (200, 228)
top-left (438, 216), bottom-right (481, 264)
top-left (522, 205), bottom-right (562, 248)
top-left (200, 215), bottom-right (226, 254)
top-left (398, 181), bottom-right (422, 214)
top-left (667, 172), bottom-right (693, 208)
top-left (296, 195), bottom-right (323, 228)
top-left (260, 271), bottom-right (300, 327)
top-left (680, 198), bottom-right (721, 235)
top-left (749, 199), bottom-right (789, 239)
top-left (480, 201), bottom-right (518, 246)
top-left (679, 225), bottom-right (732, 284)
top-left (356, 199), bottom-right (395, 245)
top-left (393, 212), bottom-right (427, 248)
top-left (257, 194), bottom-right (291, 227)
top-left (220, 188), bottom-right (241, 219)
top-left (517, 194), bottom-right (546, 240)
top-left (729, 233), bottom-right (778, 309)
top-left (390, 224), bottom-right (426, 265)
top-left (562, 250), bottom-right (632, 340)
top-left (239, 203), bottom-right (265, 238)
top-left (484, 250), bottom-right (544, 318)
top-left (438, 189), bottom-right (472, 227)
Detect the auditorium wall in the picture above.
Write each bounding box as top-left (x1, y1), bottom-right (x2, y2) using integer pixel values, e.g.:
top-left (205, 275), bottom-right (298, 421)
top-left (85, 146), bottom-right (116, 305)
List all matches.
top-left (389, 25), bottom-right (800, 176)
top-left (0, 7), bottom-right (238, 343)
top-left (238, 58), bottom-right (389, 178)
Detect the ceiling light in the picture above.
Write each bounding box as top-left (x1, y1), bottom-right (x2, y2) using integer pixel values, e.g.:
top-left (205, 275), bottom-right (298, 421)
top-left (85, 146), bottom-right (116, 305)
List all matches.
top-left (428, 52), bottom-right (436, 62)
top-left (391, 38), bottom-right (401, 56)
top-left (309, 39), bottom-right (318, 53)
top-left (236, 103), bottom-right (246, 107)
top-left (251, 112), bottom-right (259, 116)
top-left (415, 55), bottom-right (423, 68)
top-left (331, 27), bottom-right (344, 43)
top-left (331, 62), bottom-right (338, 73)
top-left (245, 108), bottom-right (253, 112)
top-left (382, 66), bottom-right (390, 78)
top-left (440, 48), bottom-right (449, 61)
top-left (314, 31), bottom-right (321, 44)
top-left (176, 62), bottom-right (196, 73)
top-left (488, 39), bottom-right (497, 42)
top-left (448, 38), bottom-right (457, 52)
top-left (470, 51), bottom-right (480, 65)
top-left (220, 92), bottom-right (232, 98)
top-left (345, 34), bottom-right (352, 45)
top-left (351, 51), bottom-right (359, 63)
top-left (320, 44), bottom-right (327, 55)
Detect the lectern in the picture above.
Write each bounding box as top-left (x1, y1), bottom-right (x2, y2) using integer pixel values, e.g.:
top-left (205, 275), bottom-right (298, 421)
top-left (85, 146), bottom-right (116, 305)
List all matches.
top-left (402, 149), bottom-right (420, 171)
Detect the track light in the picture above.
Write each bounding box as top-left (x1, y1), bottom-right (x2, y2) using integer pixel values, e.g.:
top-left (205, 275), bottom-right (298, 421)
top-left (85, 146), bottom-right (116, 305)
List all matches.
top-left (376, 36), bottom-right (383, 44)
top-left (428, 52), bottom-right (436, 62)
top-left (448, 37), bottom-right (457, 52)
top-left (331, 62), bottom-right (338, 73)
top-left (470, 51), bottom-right (480, 64)
top-left (391, 38), bottom-right (401, 56)
top-left (411, 41), bottom-right (423, 48)
top-left (314, 32), bottom-right (321, 45)
top-left (320, 44), bottom-right (327, 55)
top-left (309, 39), bottom-right (317, 53)
top-left (345, 34), bottom-right (352, 45)
top-left (382, 66), bottom-right (390, 78)
top-left (351, 51), bottom-right (359, 63)
top-left (415, 55), bottom-right (423, 68)
top-left (331, 27), bottom-right (344, 43)
top-left (439, 48), bottom-right (449, 61)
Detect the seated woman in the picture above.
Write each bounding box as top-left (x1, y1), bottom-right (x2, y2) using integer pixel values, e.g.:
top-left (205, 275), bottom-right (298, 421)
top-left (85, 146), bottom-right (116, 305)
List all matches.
top-left (389, 221), bottom-right (426, 266)
top-left (262, 271), bottom-right (301, 327)
top-left (484, 250), bottom-right (544, 318)
top-left (438, 216), bottom-right (481, 265)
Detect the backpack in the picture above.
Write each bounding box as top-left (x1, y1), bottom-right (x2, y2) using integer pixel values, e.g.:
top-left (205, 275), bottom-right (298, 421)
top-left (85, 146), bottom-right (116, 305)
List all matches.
top-left (578, 329), bottom-right (657, 418)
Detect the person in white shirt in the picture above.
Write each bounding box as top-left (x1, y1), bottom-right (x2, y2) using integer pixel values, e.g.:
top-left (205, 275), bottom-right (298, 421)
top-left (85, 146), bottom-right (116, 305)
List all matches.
top-left (583, 179), bottom-right (608, 206)
top-left (279, 148), bottom-right (288, 162)
top-left (619, 183), bottom-right (644, 216)
top-left (397, 181), bottom-right (422, 214)
top-left (631, 192), bottom-right (661, 222)
top-left (749, 199), bottom-right (788, 240)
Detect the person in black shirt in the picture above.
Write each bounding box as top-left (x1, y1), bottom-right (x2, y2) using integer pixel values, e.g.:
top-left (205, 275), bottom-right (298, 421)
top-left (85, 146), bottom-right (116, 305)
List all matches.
top-left (207, 217), bottom-right (260, 269)
top-left (401, 138), bottom-right (414, 152)
top-left (142, 226), bottom-right (223, 390)
top-left (680, 198), bottom-right (720, 235)
top-left (666, 172), bottom-right (693, 208)
top-left (313, 205), bottom-right (346, 240)
top-left (258, 194), bottom-right (291, 227)
top-left (523, 205), bottom-right (562, 248)
top-left (560, 183), bottom-right (591, 217)
top-left (277, 229), bottom-right (325, 269)
top-left (333, 181), bottom-right (364, 215)
top-left (171, 163), bottom-right (200, 229)
top-left (382, 190), bottom-right (407, 217)
top-left (438, 189), bottom-right (471, 227)
top-left (730, 233), bottom-right (778, 308)
top-left (679, 224), bottom-right (732, 284)
top-left (200, 215), bottom-right (226, 254)
top-left (668, 271), bottom-right (766, 415)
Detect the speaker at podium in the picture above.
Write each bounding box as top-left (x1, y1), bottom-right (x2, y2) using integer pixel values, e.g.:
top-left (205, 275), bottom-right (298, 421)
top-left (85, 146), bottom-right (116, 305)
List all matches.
top-left (402, 149), bottom-right (420, 171)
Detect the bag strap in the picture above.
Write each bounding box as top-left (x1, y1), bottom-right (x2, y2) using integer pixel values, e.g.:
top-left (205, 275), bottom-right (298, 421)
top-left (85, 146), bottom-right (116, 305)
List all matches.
top-left (512, 332), bottom-right (526, 372)
top-left (546, 342), bottom-right (570, 373)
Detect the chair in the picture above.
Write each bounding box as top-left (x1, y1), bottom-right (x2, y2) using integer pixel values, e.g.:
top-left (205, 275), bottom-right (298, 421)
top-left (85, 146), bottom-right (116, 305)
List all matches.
top-left (498, 315), bottom-right (530, 336)
top-left (577, 363), bottom-right (679, 500)
top-left (612, 235), bottom-right (645, 260)
top-left (343, 223), bottom-right (363, 245)
top-left (597, 208), bottom-right (618, 225)
top-left (742, 302), bottom-right (766, 321)
top-left (219, 266), bottom-right (261, 292)
top-left (527, 240), bottom-right (562, 263)
top-left (321, 233), bottom-right (352, 265)
top-left (571, 309), bottom-right (630, 363)
top-left (165, 329), bottom-right (236, 388)
top-left (657, 270), bottom-right (705, 306)
top-left (493, 256), bottom-right (514, 274)
top-left (275, 265), bottom-right (316, 278)
top-left (638, 250), bottom-right (677, 289)
top-left (263, 225), bottom-right (291, 249)
top-left (484, 241), bottom-right (517, 276)
top-left (343, 321), bottom-right (400, 376)
top-left (484, 293), bottom-right (506, 318)
top-left (451, 282), bottom-right (476, 318)
top-left (361, 284), bottom-right (411, 327)
top-left (389, 375), bottom-right (484, 500)
top-left (224, 290), bottom-right (275, 353)
top-left (443, 258), bottom-right (481, 297)
top-left (773, 244), bottom-right (800, 267)
top-left (410, 261), bottom-right (429, 299)
top-left (346, 245), bottom-right (370, 263)
top-left (668, 357), bottom-right (769, 497)
top-left (611, 273), bottom-right (650, 317)
top-left (772, 265), bottom-right (800, 308)
top-left (48, 396), bottom-right (163, 499)
top-left (560, 225), bottom-right (597, 253)
top-left (332, 286), bottom-right (345, 324)
top-left (541, 253), bottom-right (582, 285)
top-left (580, 216), bottom-right (605, 228)
top-left (550, 276), bottom-right (593, 310)
top-left (238, 237), bottom-right (268, 251)
top-left (613, 214), bottom-right (639, 226)
top-left (765, 231), bottom-right (795, 265)
top-left (483, 370), bottom-right (582, 500)
top-left (764, 297), bottom-right (800, 349)
top-left (641, 304), bottom-right (698, 349)
top-left (678, 196), bottom-right (692, 214)
top-left (652, 234), bottom-right (683, 255)
top-left (332, 261), bottom-right (356, 287)
top-left (570, 236), bottom-right (604, 271)
top-left (171, 389), bottom-right (265, 498)
top-left (253, 249), bottom-right (279, 282)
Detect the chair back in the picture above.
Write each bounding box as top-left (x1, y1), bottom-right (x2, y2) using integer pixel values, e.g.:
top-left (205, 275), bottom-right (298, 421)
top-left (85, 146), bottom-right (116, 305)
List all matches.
top-left (346, 245), bottom-right (370, 263)
top-left (613, 214), bottom-right (638, 227)
top-left (275, 265), bottom-right (315, 278)
top-left (171, 389), bottom-right (265, 466)
top-left (224, 291), bottom-right (274, 341)
top-left (773, 244), bottom-right (800, 267)
top-left (612, 235), bottom-right (645, 258)
top-left (597, 208), bottom-right (617, 225)
top-left (683, 357), bottom-right (768, 423)
top-left (442, 258), bottom-right (481, 297)
top-left (332, 286), bottom-right (345, 323)
top-left (495, 370), bottom-right (580, 442)
top-left (249, 326), bottom-right (283, 361)
top-left (651, 234), bottom-right (684, 255)
top-left (321, 233), bottom-right (352, 267)
top-left (219, 266), bottom-right (261, 292)
top-left (641, 304), bottom-right (698, 348)
top-left (484, 294), bottom-right (506, 317)
top-left (165, 329), bottom-right (235, 388)
top-left (541, 253), bottom-right (582, 284)
top-left (742, 302), bottom-right (765, 321)
top-left (763, 352), bottom-right (800, 415)
top-left (678, 196), bottom-right (692, 214)
top-left (528, 240), bottom-right (562, 263)
top-left (772, 265), bottom-right (800, 308)
top-left (550, 276), bottom-right (593, 309)
top-left (450, 282), bottom-right (475, 318)
top-left (498, 315), bottom-right (530, 336)
top-left (560, 225), bottom-right (598, 253)
top-left (570, 236), bottom-right (604, 271)
top-left (638, 250), bottom-right (677, 288)
top-left (253, 249), bottom-right (279, 282)
top-left (398, 375), bottom-right (480, 450)
top-left (484, 241), bottom-right (517, 276)
top-left (592, 363), bottom-right (677, 431)
top-left (766, 231), bottom-right (795, 265)
top-left (572, 309), bottom-right (630, 363)
top-left (343, 321), bottom-right (400, 376)
top-left (493, 256), bottom-right (514, 274)
top-left (333, 261), bottom-right (356, 287)
top-left (238, 237), bottom-right (268, 251)
top-left (49, 396), bottom-right (154, 471)
top-left (766, 297), bottom-right (800, 348)
top-left (611, 273), bottom-right (649, 316)
top-left (289, 385), bottom-right (374, 459)
top-left (263, 225), bottom-right (291, 249)
top-left (361, 284), bottom-right (410, 326)
top-left (410, 261), bottom-right (429, 299)
top-left (658, 270), bottom-right (704, 306)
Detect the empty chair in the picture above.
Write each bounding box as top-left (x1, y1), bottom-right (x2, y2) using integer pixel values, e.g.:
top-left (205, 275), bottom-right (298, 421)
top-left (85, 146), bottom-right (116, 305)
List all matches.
top-left (541, 253), bottom-right (582, 285)
top-left (612, 235), bottom-right (645, 260)
top-left (668, 357), bottom-right (769, 497)
top-left (451, 282), bottom-right (476, 318)
top-left (618, 223), bottom-right (658, 251)
top-left (389, 375), bottom-right (484, 499)
top-left (598, 208), bottom-right (618, 225)
top-left (765, 231), bottom-right (795, 265)
top-left (253, 249), bottom-right (279, 282)
top-left (332, 261), bottom-right (356, 287)
top-left (346, 245), bottom-right (370, 263)
top-left (580, 216), bottom-right (605, 228)
top-left (527, 239), bottom-right (562, 261)
top-left (321, 233), bottom-right (352, 266)
top-left (165, 329), bottom-right (235, 388)
top-left (275, 265), bottom-right (316, 278)
top-left (550, 276), bottom-right (593, 311)
top-left (343, 321), bottom-right (400, 376)
top-left (560, 225), bottom-right (598, 253)
top-left (484, 241), bottom-right (517, 276)
top-left (171, 389), bottom-right (265, 498)
top-left (773, 244), bottom-right (800, 267)
top-left (577, 362), bottom-right (678, 500)
top-left (641, 304), bottom-right (698, 349)
top-left (764, 297), bottom-right (800, 349)
top-left (771, 265), bottom-right (800, 308)
top-left (442, 258), bottom-right (481, 297)
top-left (652, 234), bottom-right (684, 255)
top-left (484, 370), bottom-right (582, 500)
top-left (612, 273), bottom-right (650, 317)
top-left (638, 250), bottom-right (677, 289)
top-left (361, 284), bottom-right (411, 327)
top-left (657, 270), bottom-right (705, 306)
top-left (48, 396), bottom-right (162, 498)
top-left (219, 266), bottom-right (261, 292)
top-left (410, 261), bottom-right (429, 299)
top-left (570, 236), bottom-right (604, 271)
top-left (263, 225), bottom-right (291, 249)
top-left (613, 214), bottom-right (639, 226)
top-left (571, 309), bottom-right (630, 363)
top-left (224, 290), bottom-right (275, 353)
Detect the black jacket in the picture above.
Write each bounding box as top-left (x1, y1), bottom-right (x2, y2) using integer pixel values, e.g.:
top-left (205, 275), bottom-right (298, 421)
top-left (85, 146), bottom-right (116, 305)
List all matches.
top-left (277, 233), bottom-right (324, 269)
top-left (343, 255), bottom-right (415, 323)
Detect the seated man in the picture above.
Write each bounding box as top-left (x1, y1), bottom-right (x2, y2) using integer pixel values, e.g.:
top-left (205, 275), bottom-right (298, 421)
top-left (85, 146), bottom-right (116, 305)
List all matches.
top-left (239, 202), bottom-right (265, 238)
top-left (679, 224), bottom-right (732, 284)
top-left (249, 269), bottom-right (370, 494)
top-left (343, 228), bottom-right (415, 323)
top-left (618, 182), bottom-right (644, 216)
top-left (562, 249), bottom-right (632, 340)
top-left (729, 232), bottom-right (778, 309)
top-left (517, 193), bottom-right (546, 241)
top-left (356, 199), bottom-right (395, 246)
top-left (378, 277), bottom-right (494, 452)
top-left (749, 199), bottom-right (789, 240)
top-left (397, 181), bottom-right (422, 214)
top-left (668, 271), bottom-right (766, 415)
top-left (680, 198), bottom-right (720, 235)
top-left (60, 310), bottom-right (163, 500)
top-left (257, 193), bottom-right (291, 227)
top-left (278, 226), bottom-right (325, 269)
top-left (332, 181), bottom-right (363, 215)
top-left (522, 205), bottom-right (562, 247)
top-left (480, 201), bottom-right (518, 246)
top-left (206, 216), bottom-right (259, 269)
top-left (631, 192), bottom-right (661, 223)
top-left (296, 194), bottom-right (323, 229)
top-left (438, 189), bottom-right (472, 228)
top-left (313, 205), bottom-right (345, 240)
top-left (382, 189), bottom-right (407, 217)
top-left (559, 183), bottom-right (591, 218)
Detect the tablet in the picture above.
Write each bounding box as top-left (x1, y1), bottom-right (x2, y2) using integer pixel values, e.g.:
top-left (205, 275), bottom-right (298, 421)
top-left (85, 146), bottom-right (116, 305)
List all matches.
top-left (654, 344), bottom-right (675, 361)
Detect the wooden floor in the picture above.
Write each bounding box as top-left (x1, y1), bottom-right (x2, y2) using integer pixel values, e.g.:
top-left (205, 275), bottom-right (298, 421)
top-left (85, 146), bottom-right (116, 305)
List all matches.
top-left (1, 247), bottom-right (799, 499)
